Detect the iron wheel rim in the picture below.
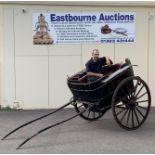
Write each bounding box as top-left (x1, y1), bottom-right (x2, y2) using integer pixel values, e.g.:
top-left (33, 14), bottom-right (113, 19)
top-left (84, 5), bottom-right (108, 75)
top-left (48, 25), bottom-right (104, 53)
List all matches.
top-left (112, 76), bottom-right (151, 130)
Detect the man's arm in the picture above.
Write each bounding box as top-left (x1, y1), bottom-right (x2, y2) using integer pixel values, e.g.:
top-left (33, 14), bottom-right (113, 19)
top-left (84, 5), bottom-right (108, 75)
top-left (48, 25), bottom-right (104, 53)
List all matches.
top-left (87, 72), bottom-right (103, 78)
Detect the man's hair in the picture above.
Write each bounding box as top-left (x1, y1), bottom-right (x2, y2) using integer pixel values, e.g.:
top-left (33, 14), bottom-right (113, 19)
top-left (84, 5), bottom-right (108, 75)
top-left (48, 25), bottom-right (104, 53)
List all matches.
top-left (92, 49), bottom-right (99, 54)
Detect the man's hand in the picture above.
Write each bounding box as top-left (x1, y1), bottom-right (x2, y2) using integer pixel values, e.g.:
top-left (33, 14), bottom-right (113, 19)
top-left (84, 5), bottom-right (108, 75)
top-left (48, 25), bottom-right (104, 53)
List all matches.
top-left (97, 73), bottom-right (103, 78)
top-left (105, 56), bottom-right (112, 65)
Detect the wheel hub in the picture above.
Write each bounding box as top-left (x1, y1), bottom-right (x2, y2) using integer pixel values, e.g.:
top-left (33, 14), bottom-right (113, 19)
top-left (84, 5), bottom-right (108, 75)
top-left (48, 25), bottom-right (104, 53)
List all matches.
top-left (127, 98), bottom-right (138, 109)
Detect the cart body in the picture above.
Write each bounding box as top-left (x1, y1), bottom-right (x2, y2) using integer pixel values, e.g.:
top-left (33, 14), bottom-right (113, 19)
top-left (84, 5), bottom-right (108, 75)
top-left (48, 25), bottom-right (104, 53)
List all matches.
top-left (68, 60), bottom-right (134, 105)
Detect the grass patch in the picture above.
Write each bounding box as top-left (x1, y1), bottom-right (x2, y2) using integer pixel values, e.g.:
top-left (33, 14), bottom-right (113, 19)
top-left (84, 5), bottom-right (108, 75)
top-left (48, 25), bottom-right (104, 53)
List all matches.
top-left (0, 105), bottom-right (17, 112)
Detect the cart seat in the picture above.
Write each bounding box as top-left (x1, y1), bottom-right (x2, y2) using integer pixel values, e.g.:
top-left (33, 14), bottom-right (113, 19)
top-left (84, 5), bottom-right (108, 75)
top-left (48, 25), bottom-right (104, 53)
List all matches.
top-left (68, 63), bottom-right (122, 83)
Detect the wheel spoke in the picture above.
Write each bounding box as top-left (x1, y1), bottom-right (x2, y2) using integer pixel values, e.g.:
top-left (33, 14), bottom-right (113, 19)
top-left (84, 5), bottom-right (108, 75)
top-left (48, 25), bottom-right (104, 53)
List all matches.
top-left (124, 87), bottom-right (132, 99)
top-left (137, 105), bottom-right (147, 110)
top-left (126, 109), bottom-right (131, 126)
top-left (112, 77), bottom-right (150, 130)
top-left (87, 111), bottom-right (90, 118)
top-left (98, 112), bottom-right (102, 117)
top-left (133, 80), bottom-right (139, 97)
top-left (128, 89), bottom-right (132, 99)
top-left (115, 104), bottom-right (126, 109)
top-left (76, 102), bottom-right (104, 121)
top-left (120, 89), bottom-right (129, 100)
top-left (134, 109), bottom-right (140, 125)
top-left (78, 104), bottom-right (84, 109)
top-left (135, 85), bottom-right (144, 99)
top-left (120, 109), bottom-right (128, 123)
top-left (136, 100), bottom-right (149, 103)
top-left (125, 83), bottom-right (134, 99)
top-left (135, 107), bottom-right (145, 118)
top-left (132, 109), bottom-right (134, 128)
top-left (117, 104), bottom-right (125, 107)
top-left (116, 108), bottom-right (126, 116)
top-left (93, 112), bottom-right (95, 119)
top-left (136, 92), bottom-right (147, 100)
top-left (116, 96), bottom-right (129, 103)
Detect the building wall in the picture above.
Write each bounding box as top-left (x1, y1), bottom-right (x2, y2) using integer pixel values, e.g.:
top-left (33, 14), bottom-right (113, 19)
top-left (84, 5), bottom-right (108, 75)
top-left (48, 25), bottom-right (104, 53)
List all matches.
top-left (0, 4), bottom-right (154, 109)
top-left (0, 5), bottom-right (3, 108)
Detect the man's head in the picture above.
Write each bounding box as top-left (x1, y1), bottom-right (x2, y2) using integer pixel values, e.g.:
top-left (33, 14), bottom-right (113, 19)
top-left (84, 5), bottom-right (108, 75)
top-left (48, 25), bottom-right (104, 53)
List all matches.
top-left (92, 49), bottom-right (100, 61)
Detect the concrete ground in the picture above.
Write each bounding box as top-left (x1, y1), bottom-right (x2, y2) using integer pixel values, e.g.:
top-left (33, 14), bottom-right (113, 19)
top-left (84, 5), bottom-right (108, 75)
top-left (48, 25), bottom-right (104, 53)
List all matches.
top-left (0, 107), bottom-right (155, 154)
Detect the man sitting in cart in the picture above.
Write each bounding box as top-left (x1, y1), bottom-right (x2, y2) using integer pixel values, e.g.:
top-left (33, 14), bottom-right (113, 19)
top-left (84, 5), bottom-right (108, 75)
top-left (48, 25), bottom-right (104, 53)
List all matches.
top-left (85, 49), bottom-right (112, 82)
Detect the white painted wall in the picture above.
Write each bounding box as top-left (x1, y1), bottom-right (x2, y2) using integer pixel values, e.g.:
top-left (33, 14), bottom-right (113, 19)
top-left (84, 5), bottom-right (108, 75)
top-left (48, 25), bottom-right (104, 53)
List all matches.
top-left (2, 8), bottom-right (15, 108)
top-left (0, 5), bottom-right (3, 107)
top-left (148, 12), bottom-right (155, 105)
top-left (0, 4), bottom-right (155, 109)
top-left (49, 55), bottom-right (82, 108)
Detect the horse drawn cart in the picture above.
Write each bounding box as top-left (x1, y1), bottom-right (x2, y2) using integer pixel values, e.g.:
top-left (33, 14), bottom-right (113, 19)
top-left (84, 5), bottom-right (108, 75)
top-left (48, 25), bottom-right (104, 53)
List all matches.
top-left (1, 58), bottom-right (151, 149)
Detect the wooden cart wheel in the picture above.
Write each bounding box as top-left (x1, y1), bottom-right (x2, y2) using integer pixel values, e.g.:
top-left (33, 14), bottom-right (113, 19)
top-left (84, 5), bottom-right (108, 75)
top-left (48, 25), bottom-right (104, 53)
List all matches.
top-left (112, 76), bottom-right (151, 130)
top-left (74, 102), bottom-right (105, 121)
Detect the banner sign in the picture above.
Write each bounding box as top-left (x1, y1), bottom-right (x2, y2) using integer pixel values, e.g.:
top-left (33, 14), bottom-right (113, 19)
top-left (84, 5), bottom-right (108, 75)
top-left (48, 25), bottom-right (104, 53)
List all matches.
top-left (32, 12), bottom-right (135, 44)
